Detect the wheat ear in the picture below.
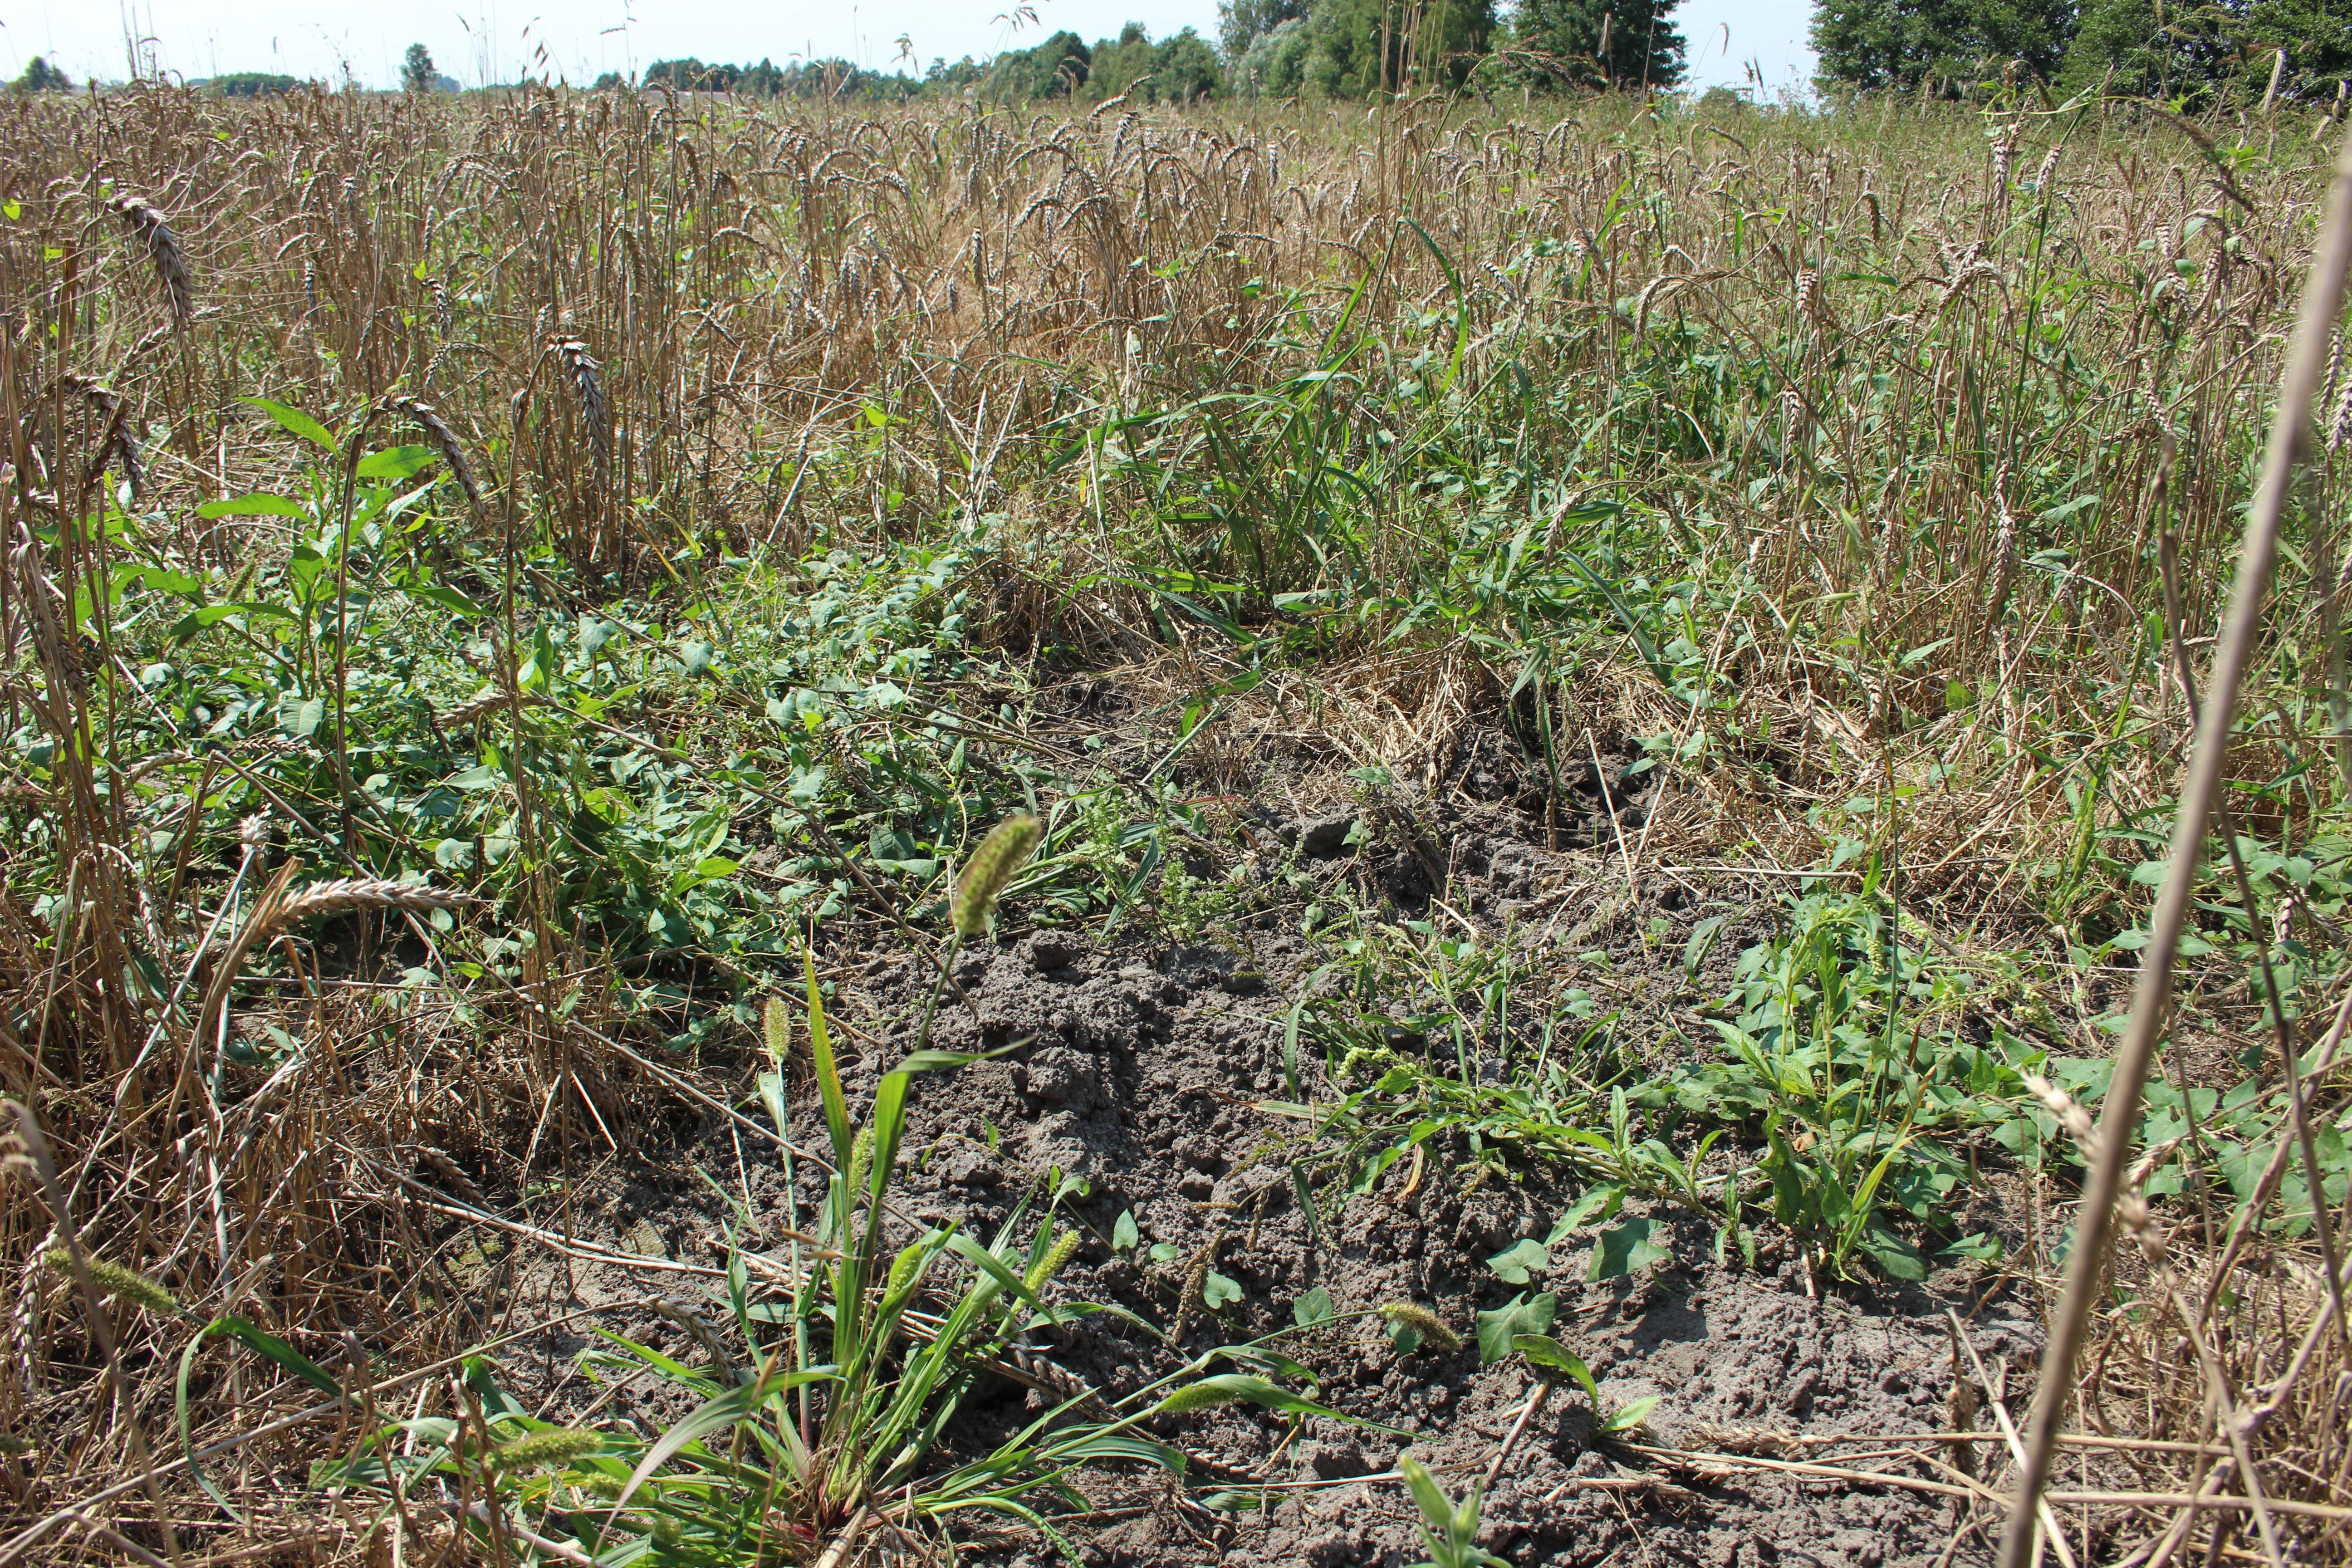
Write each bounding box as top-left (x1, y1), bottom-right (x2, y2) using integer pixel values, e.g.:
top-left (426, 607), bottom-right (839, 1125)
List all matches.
top-left (108, 196), bottom-right (194, 327)
top-left (385, 395), bottom-right (485, 512)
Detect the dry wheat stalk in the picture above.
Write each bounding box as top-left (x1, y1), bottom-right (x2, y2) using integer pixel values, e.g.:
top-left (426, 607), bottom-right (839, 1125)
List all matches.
top-left (265, 876), bottom-right (474, 934)
top-left (108, 196), bottom-right (194, 327)
top-left (62, 375), bottom-right (143, 500)
top-left (385, 395), bottom-right (484, 511)
top-left (547, 336), bottom-right (611, 487)
top-left (1793, 265), bottom-right (1822, 325)
top-left (2034, 145), bottom-right (2063, 195)
top-left (1164, 1225), bottom-right (1225, 1346)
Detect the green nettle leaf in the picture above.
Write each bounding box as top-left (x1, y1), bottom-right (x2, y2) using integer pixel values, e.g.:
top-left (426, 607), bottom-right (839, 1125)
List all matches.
top-left (1588, 1218), bottom-right (1671, 1281)
top-left (410, 585), bottom-right (486, 617)
top-left (1485, 1237), bottom-right (1551, 1285)
top-left (1510, 1333), bottom-right (1600, 1403)
top-left (670, 857), bottom-right (738, 898)
top-left (1857, 1225), bottom-right (1928, 1281)
top-left (168, 602), bottom-right (294, 640)
top-left (1112, 1210), bottom-right (1140, 1252)
top-left (1601, 1394), bottom-right (1662, 1434)
top-left (680, 641), bottom-right (715, 676)
top-left (355, 445), bottom-right (436, 479)
top-left (1475, 1292), bottom-right (1558, 1365)
top-left (197, 493), bottom-right (307, 519)
top-left (125, 566), bottom-right (206, 597)
top-left (1292, 1286), bottom-right (1334, 1327)
top-left (1202, 1271), bottom-right (1244, 1310)
top-left (1557, 1184), bottom-right (1625, 1234)
top-left (243, 396), bottom-right (337, 451)
top-left (282, 696), bottom-right (327, 739)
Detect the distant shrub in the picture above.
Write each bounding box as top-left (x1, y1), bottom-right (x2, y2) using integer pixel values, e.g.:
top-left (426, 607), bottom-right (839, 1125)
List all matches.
top-left (208, 72), bottom-right (305, 97)
top-left (10, 56), bottom-right (71, 93)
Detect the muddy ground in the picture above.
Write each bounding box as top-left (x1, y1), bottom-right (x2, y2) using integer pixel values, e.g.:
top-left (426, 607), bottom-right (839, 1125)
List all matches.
top-left (442, 735), bottom-right (2052, 1568)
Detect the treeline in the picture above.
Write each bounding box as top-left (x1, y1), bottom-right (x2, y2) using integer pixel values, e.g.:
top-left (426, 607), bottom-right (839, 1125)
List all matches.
top-left (203, 73), bottom-right (306, 97)
top-left (47, 0), bottom-right (2323, 107)
top-left (617, 58), bottom-right (926, 101)
top-left (608, 4), bottom-right (1685, 104)
top-left (621, 25), bottom-right (1226, 104)
top-left (1813, 0), bottom-right (2349, 103)
top-left (1221, 0), bottom-right (1686, 96)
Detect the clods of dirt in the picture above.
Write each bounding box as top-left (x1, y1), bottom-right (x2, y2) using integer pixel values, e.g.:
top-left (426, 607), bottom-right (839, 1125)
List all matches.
top-left (510, 914), bottom-right (2037, 1568)
top-left (470, 762), bottom-right (2038, 1568)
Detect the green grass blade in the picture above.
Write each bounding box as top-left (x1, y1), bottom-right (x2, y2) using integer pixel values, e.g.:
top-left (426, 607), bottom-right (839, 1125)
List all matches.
top-left (803, 949), bottom-right (853, 1171)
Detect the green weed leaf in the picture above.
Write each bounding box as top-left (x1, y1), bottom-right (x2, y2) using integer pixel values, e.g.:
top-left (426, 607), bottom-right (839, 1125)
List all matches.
top-left (244, 397), bottom-right (337, 451)
top-left (355, 445), bottom-right (437, 479)
top-left (1485, 1237), bottom-right (1551, 1284)
top-left (1587, 1218), bottom-right (1671, 1281)
top-left (1509, 1333), bottom-right (1598, 1402)
top-left (197, 492), bottom-right (307, 519)
top-left (1601, 1394), bottom-right (1661, 1434)
top-left (1475, 1292), bottom-right (1556, 1365)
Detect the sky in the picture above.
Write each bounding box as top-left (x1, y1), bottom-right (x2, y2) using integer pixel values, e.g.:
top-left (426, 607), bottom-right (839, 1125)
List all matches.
top-left (1, 0), bottom-right (1817, 95)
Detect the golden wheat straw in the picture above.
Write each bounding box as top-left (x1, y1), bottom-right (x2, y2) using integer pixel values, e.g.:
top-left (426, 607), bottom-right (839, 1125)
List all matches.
top-left (107, 196), bottom-right (194, 327)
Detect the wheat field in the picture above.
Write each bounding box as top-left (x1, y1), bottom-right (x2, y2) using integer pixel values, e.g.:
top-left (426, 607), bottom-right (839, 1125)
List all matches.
top-left (1, 78), bottom-right (2350, 1567)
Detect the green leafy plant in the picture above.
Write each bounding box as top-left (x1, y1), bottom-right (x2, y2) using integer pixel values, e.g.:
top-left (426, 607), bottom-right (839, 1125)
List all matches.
top-left (1399, 1453), bottom-right (1511, 1568)
top-left (1512, 1334), bottom-right (1659, 1436)
top-left (1642, 886), bottom-right (2037, 1280)
top-left (304, 843), bottom-right (1371, 1560)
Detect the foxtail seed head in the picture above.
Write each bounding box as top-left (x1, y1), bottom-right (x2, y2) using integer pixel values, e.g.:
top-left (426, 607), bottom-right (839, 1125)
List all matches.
top-left (1152, 1382), bottom-right (1241, 1416)
top-left (1377, 1301), bottom-right (1461, 1353)
top-left (488, 1427), bottom-right (602, 1472)
top-left (952, 814), bottom-right (1041, 937)
top-left (762, 997), bottom-right (790, 1065)
top-left (886, 1243), bottom-right (924, 1298)
top-left (45, 1250), bottom-right (177, 1316)
top-left (1024, 1228), bottom-right (1080, 1294)
top-left (846, 1125), bottom-right (874, 1200)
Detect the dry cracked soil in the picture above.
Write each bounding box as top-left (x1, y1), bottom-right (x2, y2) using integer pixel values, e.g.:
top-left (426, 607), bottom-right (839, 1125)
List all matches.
top-left (478, 755), bottom-right (2042, 1568)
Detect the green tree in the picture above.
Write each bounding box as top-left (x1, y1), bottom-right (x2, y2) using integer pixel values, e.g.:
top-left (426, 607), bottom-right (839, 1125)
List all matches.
top-left (1089, 21), bottom-right (1160, 98)
top-left (2062, 0), bottom-right (2349, 102)
top-left (1220, 0), bottom-right (1312, 57)
top-left (1154, 27), bottom-right (1226, 97)
top-left (2241, 0), bottom-right (2352, 98)
top-left (928, 55), bottom-right (988, 89)
top-left (643, 57), bottom-right (741, 90)
top-left (2060, 0), bottom-right (2220, 97)
top-left (1233, 16), bottom-right (1316, 93)
top-left (10, 56), bottom-right (71, 93)
top-left (1811, 0), bottom-right (2071, 91)
top-left (1288, 0), bottom-right (1499, 97)
top-left (211, 71), bottom-right (303, 96)
top-left (984, 30), bottom-right (1093, 100)
top-left (1078, 23), bottom-right (1225, 101)
top-left (1509, 0), bottom-right (1689, 88)
top-left (402, 42), bottom-right (436, 93)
